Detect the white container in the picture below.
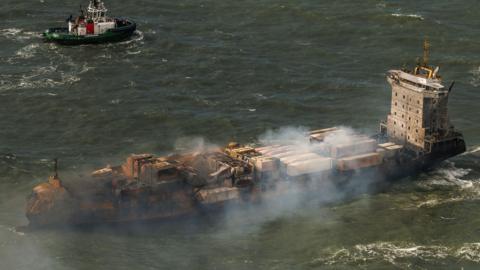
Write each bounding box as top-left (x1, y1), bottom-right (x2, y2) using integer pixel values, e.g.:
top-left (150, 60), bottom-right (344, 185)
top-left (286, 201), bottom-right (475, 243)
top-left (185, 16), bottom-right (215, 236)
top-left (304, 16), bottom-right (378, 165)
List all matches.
top-left (261, 146), bottom-right (293, 156)
top-left (286, 157), bottom-right (333, 177)
top-left (280, 153), bottom-right (322, 165)
top-left (270, 150), bottom-right (302, 159)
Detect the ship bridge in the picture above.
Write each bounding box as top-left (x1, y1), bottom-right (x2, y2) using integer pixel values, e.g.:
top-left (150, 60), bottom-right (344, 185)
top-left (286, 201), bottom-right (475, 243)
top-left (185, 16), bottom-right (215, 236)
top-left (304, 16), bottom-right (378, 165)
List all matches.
top-left (381, 40), bottom-right (463, 154)
top-left (388, 68), bottom-right (445, 93)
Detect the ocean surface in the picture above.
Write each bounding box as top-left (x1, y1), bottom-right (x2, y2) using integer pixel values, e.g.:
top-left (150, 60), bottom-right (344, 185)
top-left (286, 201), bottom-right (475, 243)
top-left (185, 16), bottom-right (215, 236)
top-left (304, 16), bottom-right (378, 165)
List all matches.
top-left (1, 0), bottom-right (480, 269)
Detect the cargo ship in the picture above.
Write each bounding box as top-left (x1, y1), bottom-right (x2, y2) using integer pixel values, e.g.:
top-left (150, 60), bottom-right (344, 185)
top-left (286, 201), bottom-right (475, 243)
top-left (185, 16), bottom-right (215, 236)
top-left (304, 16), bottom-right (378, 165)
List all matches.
top-left (25, 41), bottom-right (466, 227)
top-left (43, 0), bottom-right (136, 45)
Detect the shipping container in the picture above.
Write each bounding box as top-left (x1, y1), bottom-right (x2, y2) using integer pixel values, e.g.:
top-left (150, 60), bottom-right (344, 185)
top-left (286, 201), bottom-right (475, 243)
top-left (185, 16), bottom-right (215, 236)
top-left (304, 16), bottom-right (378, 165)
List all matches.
top-left (286, 157), bottom-right (333, 177)
top-left (336, 152), bottom-right (381, 171)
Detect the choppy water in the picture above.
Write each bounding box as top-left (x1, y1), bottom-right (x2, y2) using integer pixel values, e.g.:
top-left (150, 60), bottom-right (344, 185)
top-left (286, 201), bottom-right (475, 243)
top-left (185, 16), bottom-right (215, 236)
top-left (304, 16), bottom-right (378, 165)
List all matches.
top-left (1, 0), bottom-right (480, 269)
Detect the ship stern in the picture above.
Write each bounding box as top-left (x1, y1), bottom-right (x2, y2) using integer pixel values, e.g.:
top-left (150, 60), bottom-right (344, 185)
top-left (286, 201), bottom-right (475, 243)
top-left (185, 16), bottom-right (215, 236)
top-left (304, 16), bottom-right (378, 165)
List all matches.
top-left (26, 176), bottom-right (74, 227)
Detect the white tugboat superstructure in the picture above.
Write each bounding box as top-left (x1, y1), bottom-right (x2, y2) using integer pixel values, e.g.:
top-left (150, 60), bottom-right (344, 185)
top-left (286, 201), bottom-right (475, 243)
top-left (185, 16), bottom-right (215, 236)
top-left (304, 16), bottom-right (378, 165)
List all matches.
top-left (68, 0), bottom-right (115, 36)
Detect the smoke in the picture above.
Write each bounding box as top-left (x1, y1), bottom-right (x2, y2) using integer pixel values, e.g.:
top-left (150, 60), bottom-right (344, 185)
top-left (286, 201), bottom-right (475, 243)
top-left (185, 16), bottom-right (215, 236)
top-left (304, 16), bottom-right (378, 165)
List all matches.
top-left (258, 126), bottom-right (311, 148)
top-left (2, 126), bottom-right (384, 269)
top-left (219, 126), bottom-right (380, 232)
top-left (174, 136), bottom-right (220, 154)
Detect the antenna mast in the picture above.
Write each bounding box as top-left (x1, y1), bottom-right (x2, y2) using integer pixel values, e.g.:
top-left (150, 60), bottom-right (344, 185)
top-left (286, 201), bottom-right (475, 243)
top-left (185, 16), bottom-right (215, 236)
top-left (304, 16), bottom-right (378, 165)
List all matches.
top-left (54, 158), bottom-right (58, 179)
top-left (423, 38), bottom-right (430, 67)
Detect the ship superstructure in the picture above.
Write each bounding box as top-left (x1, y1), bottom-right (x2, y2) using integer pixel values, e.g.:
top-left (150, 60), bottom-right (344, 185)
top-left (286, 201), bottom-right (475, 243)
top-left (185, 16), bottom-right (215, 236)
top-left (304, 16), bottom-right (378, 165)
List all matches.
top-left (25, 42), bottom-right (466, 227)
top-left (381, 40), bottom-right (464, 158)
top-left (68, 0), bottom-right (114, 36)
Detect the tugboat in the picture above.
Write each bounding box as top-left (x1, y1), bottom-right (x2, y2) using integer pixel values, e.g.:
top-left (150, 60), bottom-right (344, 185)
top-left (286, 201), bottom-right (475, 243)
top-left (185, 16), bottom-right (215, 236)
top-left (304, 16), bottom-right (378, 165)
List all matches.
top-left (43, 0), bottom-right (136, 45)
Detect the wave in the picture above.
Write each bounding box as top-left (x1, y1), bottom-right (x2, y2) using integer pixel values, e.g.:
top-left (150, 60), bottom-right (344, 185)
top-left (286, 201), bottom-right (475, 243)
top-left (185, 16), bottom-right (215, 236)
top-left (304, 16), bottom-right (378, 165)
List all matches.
top-left (411, 161), bottom-right (480, 208)
top-left (7, 226), bottom-right (25, 236)
top-left (8, 43), bottom-right (41, 62)
top-left (420, 161), bottom-right (471, 186)
top-left (456, 243), bottom-right (480, 263)
top-left (312, 241), bottom-right (480, 267)
top-left (462, 145), bottom-right (480, 155)
top-left (436, 163), bottom-right (472, 183)
top-left (0, 65), bottom-right (86, 92)
top-left (0, 28), bottom-right (40, 41)
top-left (115, 30), bottom-right (144, 46)
top-left (0, 44), bottom-right (94, 92)
top-left (126, 50), bottom-right (142, 55)
top-left (0, 224), bottom-right (25, 236)
top-left (470, 66), bottom-right (480, 87)
top-left (391, 13), bottom-right (424, 21)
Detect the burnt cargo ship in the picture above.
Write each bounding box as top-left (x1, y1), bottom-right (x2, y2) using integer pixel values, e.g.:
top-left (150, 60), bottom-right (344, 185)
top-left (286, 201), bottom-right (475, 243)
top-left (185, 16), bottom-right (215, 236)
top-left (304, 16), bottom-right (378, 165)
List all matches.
top-left (26, 42), bottom-right (466, 227)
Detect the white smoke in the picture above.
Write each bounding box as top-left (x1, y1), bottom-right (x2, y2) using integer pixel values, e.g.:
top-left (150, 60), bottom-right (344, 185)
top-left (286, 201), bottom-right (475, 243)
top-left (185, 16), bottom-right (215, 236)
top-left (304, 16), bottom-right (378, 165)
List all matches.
top-left (174, 136), bottom-right (220, 154)
top-left (220, 126), bottom-right (379, 231)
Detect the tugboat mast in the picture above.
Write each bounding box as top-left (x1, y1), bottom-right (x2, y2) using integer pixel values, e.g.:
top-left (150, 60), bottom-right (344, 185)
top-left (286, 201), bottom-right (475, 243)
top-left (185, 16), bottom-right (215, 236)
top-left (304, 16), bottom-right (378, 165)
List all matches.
top-left (87, 0), bottom-right (108, 22)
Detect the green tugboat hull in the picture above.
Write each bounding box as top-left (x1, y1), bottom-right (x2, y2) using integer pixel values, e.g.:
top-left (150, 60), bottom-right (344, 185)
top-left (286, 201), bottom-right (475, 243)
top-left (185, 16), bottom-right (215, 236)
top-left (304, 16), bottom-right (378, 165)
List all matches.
top-left (43, 19), bottom-right (136, 45)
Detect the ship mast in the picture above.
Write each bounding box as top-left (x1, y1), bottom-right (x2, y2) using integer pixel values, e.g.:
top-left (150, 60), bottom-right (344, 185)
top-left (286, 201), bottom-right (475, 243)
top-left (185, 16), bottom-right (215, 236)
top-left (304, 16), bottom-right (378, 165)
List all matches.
top-left (87, 0), bottom-right (108, 22)
top-left (423, 38), bottom-right (430, 67)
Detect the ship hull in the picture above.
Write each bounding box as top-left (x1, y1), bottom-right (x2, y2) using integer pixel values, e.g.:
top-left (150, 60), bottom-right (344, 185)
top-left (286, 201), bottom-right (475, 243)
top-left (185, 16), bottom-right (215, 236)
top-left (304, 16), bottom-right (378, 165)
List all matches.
top-left (25, 137), bottom-right (466, 228)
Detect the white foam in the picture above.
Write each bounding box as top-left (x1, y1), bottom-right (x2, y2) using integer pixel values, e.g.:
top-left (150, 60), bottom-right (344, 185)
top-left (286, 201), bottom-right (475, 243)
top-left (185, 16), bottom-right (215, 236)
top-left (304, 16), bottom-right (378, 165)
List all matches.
top-left (14, 43), bottom-right (40, 59)
top-left (417, 197), bottom-right (463, 208)
top-left (114, 30), bottom-right (144, 46)
top-left (413, 162), bottom-right (480, 207)
top-left (314, 242), bottom-right (480, 266)
top-left (456, 243), bottom-right (480, 263)
top-left (110, 99), bottom-right (121, 105)
top-left (0, 49), bottom-right (93, 92)
top-left (391, 13), bottom-right (424, 20)
top-left (463, 145), bottom-right (480, 155)
top-left (470, 67), bottom-right (480, 87)
top-left (0, 28), bottom-right (22, 37)
top-left (6, 226), bottom-right (25, 236)
top-left (126, 50), bottom-right (142, 55)
top-left (419, 161), bottom-right (472, 187)
top-left (0, 28), bottom-right (39, 41)
top-left (253, 93), bottom-right (267, 100)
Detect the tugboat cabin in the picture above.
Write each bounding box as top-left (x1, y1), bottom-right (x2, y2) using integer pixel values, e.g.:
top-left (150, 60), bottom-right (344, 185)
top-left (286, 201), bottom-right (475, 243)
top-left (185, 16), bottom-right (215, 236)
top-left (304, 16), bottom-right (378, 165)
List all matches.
top-left (68, 0), bottom-right (115, 36)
